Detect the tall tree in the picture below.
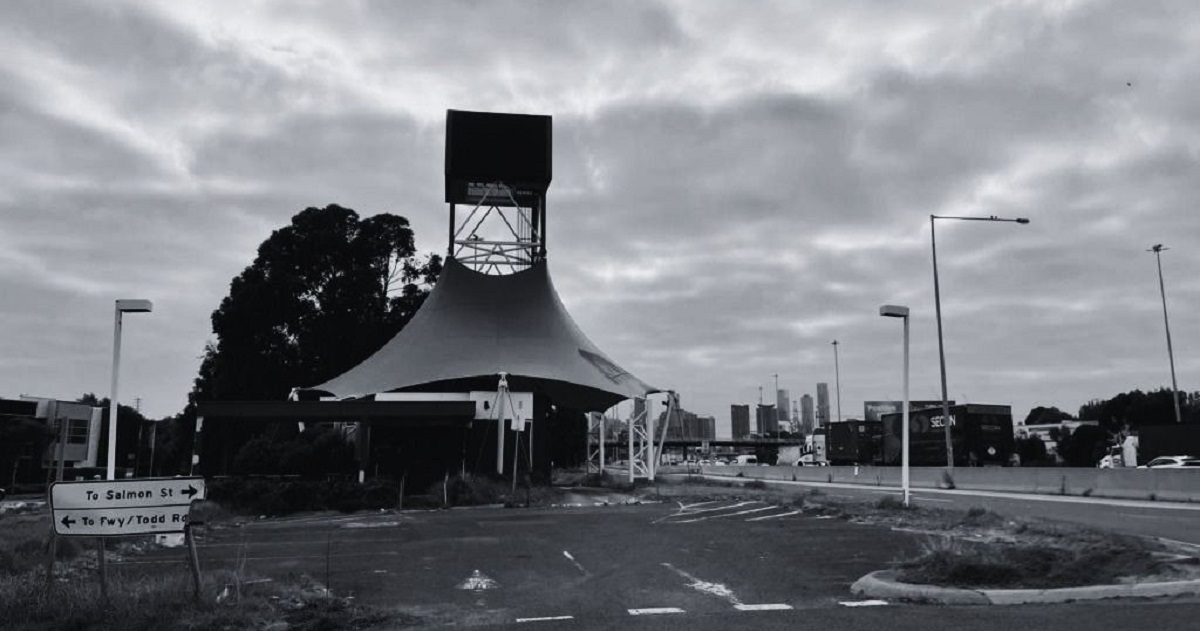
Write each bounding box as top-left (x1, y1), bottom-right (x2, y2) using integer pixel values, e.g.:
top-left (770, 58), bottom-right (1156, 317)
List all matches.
top-left (1078, 388), bottom-right (1199, 431)
top-left (194, 205), bottom-right (441, 403)
top-left (1022, 406), bottom-right (1073, 425)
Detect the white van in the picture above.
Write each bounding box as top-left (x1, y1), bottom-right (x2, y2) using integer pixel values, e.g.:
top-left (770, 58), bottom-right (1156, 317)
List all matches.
top-left (733, 455), bottom-right (758, 466)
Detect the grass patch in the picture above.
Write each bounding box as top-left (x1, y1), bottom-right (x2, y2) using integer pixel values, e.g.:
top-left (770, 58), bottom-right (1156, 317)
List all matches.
top-left (897, 532), bottom-right (1166, 589)
top-left (743, 479), bottom-right (768, 490)
top-left (875, 495), bottom-right (916, 511)
top-left (0, 509), bottom-right (417, 631)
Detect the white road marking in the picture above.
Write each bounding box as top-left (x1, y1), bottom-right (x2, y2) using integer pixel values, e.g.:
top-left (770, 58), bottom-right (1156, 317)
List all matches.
top-left (662, 562), bottom-right (742, 605)
top-left (654, 501), bottom-right (761, 523)
top-left (840, 599), bottom-right (889, 607)
top-left (677, 505), bottom-right (777, 523)
top-left (678, 500), bottom-right (722, 510)
top-left (456, 569), bottom-right (497, 591)
top-left (516, 616), bottom-right (574, 622)
top-left (745, 509), bottom-right (803, 522)
top-left (680, 501), bottom-right (759, 515)
top-left (563, 550), bottom-right (588, 575)
top-left (628, 607), bottom-right (685, 615)
top-left (735, 603), bottom-right (793, 611)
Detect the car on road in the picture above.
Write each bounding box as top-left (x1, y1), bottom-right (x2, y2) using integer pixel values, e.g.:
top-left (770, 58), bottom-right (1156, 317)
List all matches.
top-left (1137, 455), bottom-right (1200, 469)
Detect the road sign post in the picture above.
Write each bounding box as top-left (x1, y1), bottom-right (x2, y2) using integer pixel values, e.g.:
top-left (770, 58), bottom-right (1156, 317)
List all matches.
top-left (50, 477), bottom-right (205, 537)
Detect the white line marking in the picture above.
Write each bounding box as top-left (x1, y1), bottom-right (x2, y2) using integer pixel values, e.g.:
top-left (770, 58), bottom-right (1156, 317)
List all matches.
top-left (681, 501), bottom-right (759, 515)
top-left (679, 500), bottom-right (722, 510)
top-left (516, 616), bottom-right (574, 622)
top-left (629, 607), bottom-right (685, 615)
top-left (735, 603), bottom-right (793, 611)
top-left (563, 550), bottom-right (588, 575)
top-left (654, 501), bottom-right (762, 523)
top-left (840, 599), bottom-right (889, 607)
top-left (662, 562), bottom-right (741, 605)
top-left (746, 509), bottom-right (803, 522)
top-left (677, 505), bottom-right (777, 523)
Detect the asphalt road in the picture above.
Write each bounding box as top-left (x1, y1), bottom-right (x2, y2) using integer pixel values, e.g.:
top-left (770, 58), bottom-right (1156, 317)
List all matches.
top-left (689, 474), bottom-right (1200, 549)
top-left (121, 497), bottom-right (1200, 630)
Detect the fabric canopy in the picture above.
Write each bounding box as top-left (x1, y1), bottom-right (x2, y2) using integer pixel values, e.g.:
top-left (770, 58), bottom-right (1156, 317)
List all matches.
top-left (304, 257), bottom-right (659, 412)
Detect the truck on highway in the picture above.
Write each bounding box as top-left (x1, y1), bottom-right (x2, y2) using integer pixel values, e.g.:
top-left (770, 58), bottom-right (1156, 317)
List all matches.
top-left (880, 404), bottom-right (1015, 466)
top-left (826, 420), bottom-right (882, 465)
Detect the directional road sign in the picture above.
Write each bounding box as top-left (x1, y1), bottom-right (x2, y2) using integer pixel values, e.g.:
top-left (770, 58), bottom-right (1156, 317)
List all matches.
top-left (50, 477), bottom-right (206, 536)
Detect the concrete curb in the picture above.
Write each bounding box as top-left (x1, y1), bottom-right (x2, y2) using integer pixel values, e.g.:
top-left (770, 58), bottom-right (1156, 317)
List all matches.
top-left (851, 570), bottom-right (1200, 605)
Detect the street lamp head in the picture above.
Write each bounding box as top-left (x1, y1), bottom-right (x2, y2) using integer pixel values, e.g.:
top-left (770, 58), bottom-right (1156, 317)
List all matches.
top-left (1015, 218), bottom-right (1030, 224)
top-left (880, 304), bottom-right (910, 318)
top-left (116, 299), bottom-right (153, 313)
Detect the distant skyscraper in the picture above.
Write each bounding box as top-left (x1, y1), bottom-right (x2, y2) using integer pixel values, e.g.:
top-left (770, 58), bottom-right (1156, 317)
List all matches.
top-left (801, 394), bottom-right (814, 434)
top-left (791, 400), bottom-right (800, 433)
top-left (776, 389), bottom-right (791, 424)
top-left (756, 404), bottom-right (778, 435)
top-left (662, 407), bottom-right (716, 440)
top-left (816, 383), bottom-right (830, 427)
top-left (730, 404), bottom-right (750, 439)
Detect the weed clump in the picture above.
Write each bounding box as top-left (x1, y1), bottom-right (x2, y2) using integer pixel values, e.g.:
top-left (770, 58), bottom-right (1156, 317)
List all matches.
top-left (875, 496), bottom-right (916, 511)
top-left (743, 480), bottom-right (768, 490)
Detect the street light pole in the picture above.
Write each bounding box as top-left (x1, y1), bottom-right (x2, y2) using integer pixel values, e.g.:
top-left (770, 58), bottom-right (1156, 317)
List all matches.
top-left (1149, 245), bottom-right (1182, 424)
top-left (930, 215), bottom-right (1029, 472)
top-left (107, 299), bottom-right (153, 481)
top-left (880, 305), bottom-right (910, 506)
top-left (831, 340), bottom-right (842, 424)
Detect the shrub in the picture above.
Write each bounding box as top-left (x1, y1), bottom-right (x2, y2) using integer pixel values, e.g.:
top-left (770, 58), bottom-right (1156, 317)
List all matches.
top-left (207, 478), bottom-right (402, 516)
top-left (743, 480), bottom-right (768, 490)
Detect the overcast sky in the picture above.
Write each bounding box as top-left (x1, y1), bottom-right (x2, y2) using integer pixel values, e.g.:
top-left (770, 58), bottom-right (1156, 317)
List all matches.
top-left (3, 1), bottom-right (1198, 437)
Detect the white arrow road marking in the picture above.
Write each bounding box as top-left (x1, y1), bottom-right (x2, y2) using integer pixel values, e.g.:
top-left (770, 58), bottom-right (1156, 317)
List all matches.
top-left (628, 608), bottom-right (685, 615)
top-left (745, 509), bottom-right (803, 522)
top-left (676, 505), bottom-right (777, 523)
top-left (662, 562), bottom-right (741, 605)
top-left (456, 569), bottom-right (497, 591)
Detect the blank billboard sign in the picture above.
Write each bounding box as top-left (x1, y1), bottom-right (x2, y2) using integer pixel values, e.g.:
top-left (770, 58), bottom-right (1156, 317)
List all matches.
top-left (445, 109), bottom-right (552, 206)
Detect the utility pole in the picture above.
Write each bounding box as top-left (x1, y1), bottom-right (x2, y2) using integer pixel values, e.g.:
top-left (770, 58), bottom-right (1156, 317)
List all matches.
top-left (831, 340), bottom-right (842, 424)
top-left (1149, 245), bottom-right (1182, 423)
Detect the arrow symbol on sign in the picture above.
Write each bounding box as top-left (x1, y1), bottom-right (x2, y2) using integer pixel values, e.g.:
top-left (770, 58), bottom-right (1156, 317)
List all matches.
top-left (182, 485), bottom-right (198, 498)
top-left (61, 516), bottom-right (76, 529)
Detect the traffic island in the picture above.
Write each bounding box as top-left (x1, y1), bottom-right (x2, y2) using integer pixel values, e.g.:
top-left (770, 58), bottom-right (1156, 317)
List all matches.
top-left (851, 569), bottom-right (1200, 605)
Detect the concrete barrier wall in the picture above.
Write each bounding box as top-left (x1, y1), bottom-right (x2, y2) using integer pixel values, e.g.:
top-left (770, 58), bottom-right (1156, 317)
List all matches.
top-left (698, 465), bottom-right (1200, 503)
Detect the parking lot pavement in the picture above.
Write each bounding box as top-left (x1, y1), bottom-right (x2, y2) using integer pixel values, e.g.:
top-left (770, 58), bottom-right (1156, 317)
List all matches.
top-left (125, 500), bottom-right (921, 625)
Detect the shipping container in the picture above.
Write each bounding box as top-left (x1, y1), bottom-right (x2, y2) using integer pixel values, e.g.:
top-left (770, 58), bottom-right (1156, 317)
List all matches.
top-left (880, 404), bottom-right (1015, 466)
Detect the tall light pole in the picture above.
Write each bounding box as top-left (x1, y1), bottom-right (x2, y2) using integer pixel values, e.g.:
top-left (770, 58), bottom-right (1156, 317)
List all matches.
top-left (880, 305), bottom-right (910, 507)
top-left (108, 299), bottom-right (153, 480)
top-left (931, 215), bottom-right (1028, 472)
top-left (1149, 245), bottom-right (1182, 424)
top-left (831, 340), bottom-right (842, 424)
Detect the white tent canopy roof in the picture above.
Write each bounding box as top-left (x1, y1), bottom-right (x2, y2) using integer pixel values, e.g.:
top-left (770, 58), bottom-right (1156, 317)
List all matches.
top-left (304, 257), bottom-right (659, 412)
